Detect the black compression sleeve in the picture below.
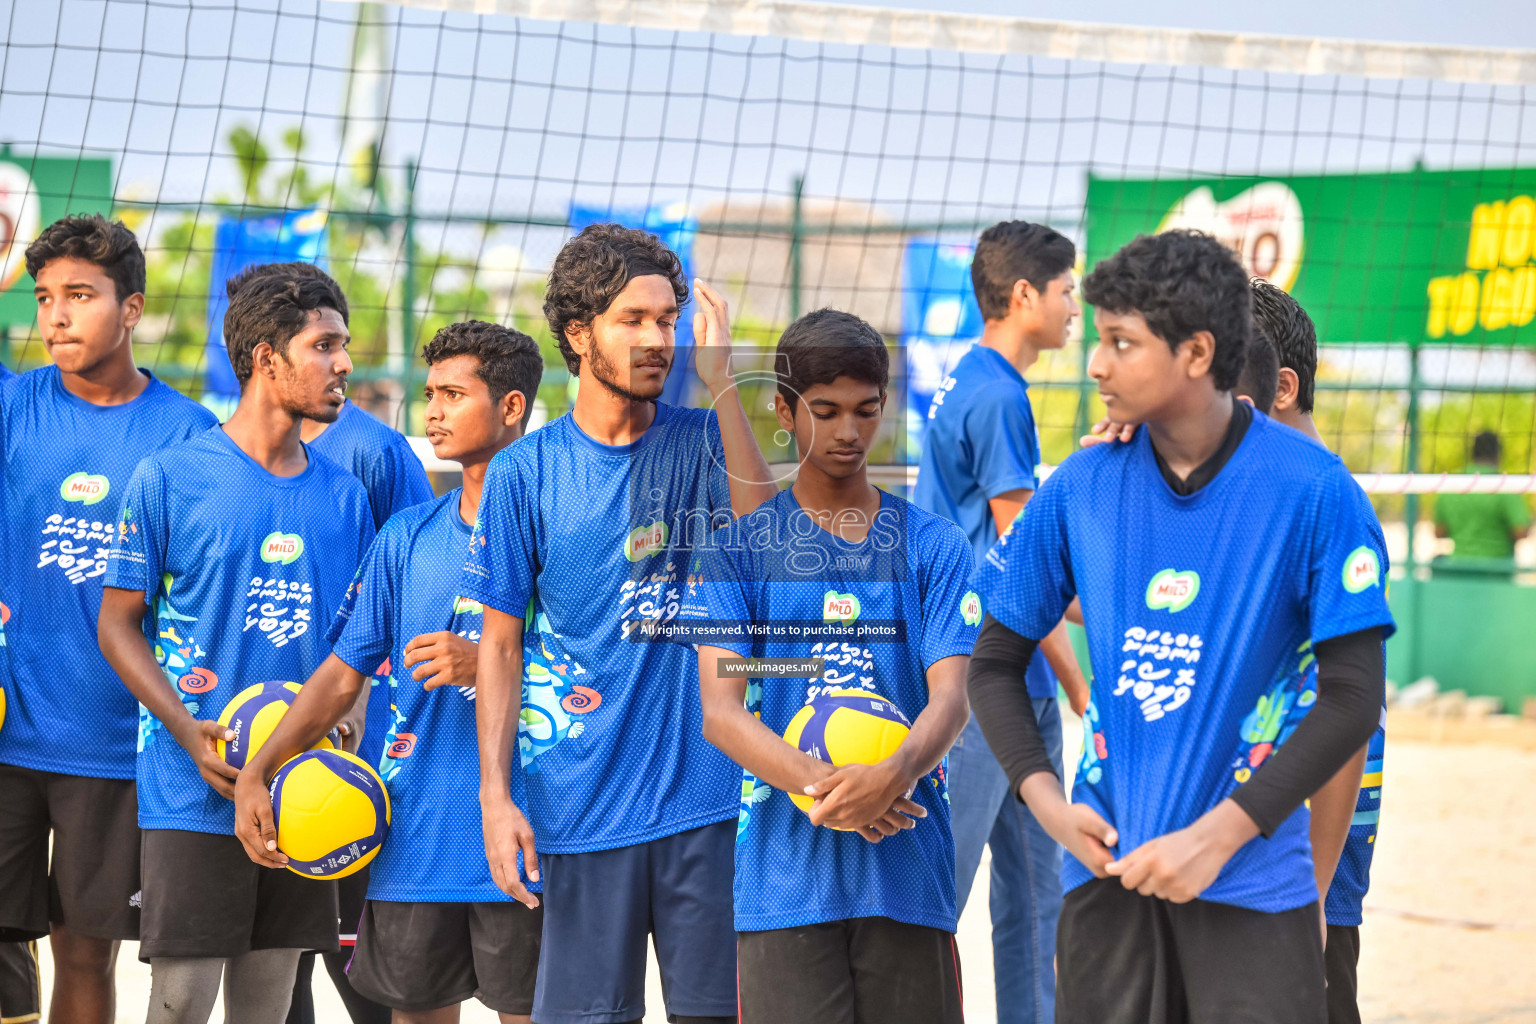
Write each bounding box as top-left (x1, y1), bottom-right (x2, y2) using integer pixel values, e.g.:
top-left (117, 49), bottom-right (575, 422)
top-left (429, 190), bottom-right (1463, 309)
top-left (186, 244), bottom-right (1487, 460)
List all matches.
top-left (1229, 627), bottom-right (1384, 837)
top-left (965, 614), bottom-right (1051, 801)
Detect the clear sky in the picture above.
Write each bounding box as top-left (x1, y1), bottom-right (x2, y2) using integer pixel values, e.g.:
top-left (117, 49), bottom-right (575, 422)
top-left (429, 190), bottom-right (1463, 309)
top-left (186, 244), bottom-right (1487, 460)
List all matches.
top-left (851, 0), bottom-right (1534, 50)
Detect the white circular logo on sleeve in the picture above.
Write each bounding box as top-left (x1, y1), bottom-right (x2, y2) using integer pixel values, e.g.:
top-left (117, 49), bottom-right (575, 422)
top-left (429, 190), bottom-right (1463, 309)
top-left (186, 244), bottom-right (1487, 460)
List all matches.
top-left (1342, 546), bottom-right (1381, 593)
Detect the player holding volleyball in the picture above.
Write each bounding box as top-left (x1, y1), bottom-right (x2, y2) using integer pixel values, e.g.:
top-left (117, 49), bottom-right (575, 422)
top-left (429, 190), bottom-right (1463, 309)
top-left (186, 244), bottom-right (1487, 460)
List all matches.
top-left (678, 308), bottom-right (976, 1024)
top-left (461, 224), bottom-right (777, 1024)
top-left (969, 230), bottom-right (1391, 1023)
top-left (98, 263), bottom-right (373, 1024)
top-left (0, 216), bottom-right (217, 1024)
top-left (232, 320), bottom-right (547, 1024)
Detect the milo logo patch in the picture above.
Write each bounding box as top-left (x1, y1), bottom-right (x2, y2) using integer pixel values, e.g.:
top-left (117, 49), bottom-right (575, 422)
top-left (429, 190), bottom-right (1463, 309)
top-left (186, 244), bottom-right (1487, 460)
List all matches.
top-left (624, 521), bottom-right (669, 562)
top-left (1343, 546), bottom-right (1381, 593)
top-left (961, 591), bottom-right (982, 626)
top-left (1145, 569), bottom-right (1200, 613)
top-left (59, 472), bottom-right (110, 505)
top-left (260, 532), bottom-right (304, 565)
top-left (823, 591), bottom-right (861, 625)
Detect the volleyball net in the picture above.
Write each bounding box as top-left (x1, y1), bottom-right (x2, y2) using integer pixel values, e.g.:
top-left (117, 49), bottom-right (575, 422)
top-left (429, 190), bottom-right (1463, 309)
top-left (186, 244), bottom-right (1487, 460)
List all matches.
top-left (3, 0), bottom-right (1536, 516)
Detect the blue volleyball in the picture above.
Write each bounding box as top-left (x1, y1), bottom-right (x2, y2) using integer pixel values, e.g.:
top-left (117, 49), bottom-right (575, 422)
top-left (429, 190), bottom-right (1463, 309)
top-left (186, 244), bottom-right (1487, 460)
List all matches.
top-left (270, 748), bottom-right (391, 880)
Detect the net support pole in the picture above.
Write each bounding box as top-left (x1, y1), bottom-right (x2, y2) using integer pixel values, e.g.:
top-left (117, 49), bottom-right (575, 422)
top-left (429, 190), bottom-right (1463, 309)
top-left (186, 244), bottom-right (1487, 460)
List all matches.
top-left (789, 173), bottom-right (804, 321)
top-left (1404, 343), bottom-right (1423, 683)
top-left (401, 159), bottom-right (419, 431)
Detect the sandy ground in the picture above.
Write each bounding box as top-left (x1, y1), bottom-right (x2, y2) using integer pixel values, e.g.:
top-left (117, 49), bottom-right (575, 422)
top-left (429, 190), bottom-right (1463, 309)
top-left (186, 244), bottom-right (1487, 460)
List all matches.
top-left (30, 724), bottom-right (1536, 1023)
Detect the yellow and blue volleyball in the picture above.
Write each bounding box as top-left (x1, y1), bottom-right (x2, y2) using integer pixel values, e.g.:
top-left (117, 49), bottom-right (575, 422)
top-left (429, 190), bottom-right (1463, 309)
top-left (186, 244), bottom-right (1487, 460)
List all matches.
top-left (216, 681), bottom-right (336, 770)
top-left (783, 687), bottom-right (912, 816)
top-left (0, 684), bottom-right (6, 737)
top-left (269, 748), bottom-right (390, 880)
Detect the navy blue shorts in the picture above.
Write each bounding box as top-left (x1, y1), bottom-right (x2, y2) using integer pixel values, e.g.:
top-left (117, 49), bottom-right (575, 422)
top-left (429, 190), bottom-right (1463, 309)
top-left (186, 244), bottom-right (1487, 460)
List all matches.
top-left (533, 819), bottom-right (736, 1024)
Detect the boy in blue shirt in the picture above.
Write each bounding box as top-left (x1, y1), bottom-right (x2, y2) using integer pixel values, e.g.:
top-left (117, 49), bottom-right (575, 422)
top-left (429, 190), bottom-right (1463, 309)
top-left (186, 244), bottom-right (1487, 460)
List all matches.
top-left (1246, 280), bottom-right (1385, 1024)
top-left (912, 220), bottom-right (1089, 1024)
top-left (0, 216), bottom-right (217, 1024)
top-left (461, 224), bottom-right (778, 1024)
top-left (969, 230), bottom-right (1393, 1024)
top-left (233, 320), bottom-right (546, 1023)
top-left (98, 263), bottom-right (374, 1024)
top-left (681, 309), bottom-right (975, 1024)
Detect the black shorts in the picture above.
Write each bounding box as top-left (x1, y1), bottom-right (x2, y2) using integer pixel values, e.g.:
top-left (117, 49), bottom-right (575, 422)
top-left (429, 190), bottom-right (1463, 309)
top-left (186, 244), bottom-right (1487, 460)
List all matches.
top-left (0, 763), bottom-right (141, 942)
top-left (736, 917), bottom-right (963, 1024)
top-left (0, 941), bottom-right (40, 1024)
top-left (347, 900), bottom-right (543, 1014)
top-left (138, 829), bottom-right (339, 961)
top-left (1324, 924), bottom-right (1361, 1024)
top-left (337, 869), bottom-right (369, 946)
top-left (1057, 878), bottom-right (1326, 1024)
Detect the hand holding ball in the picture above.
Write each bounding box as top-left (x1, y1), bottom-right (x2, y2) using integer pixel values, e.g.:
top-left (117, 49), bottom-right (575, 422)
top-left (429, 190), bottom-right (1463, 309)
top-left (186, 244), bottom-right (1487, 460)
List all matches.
top-left (783, 688), bottom-right (912, 822)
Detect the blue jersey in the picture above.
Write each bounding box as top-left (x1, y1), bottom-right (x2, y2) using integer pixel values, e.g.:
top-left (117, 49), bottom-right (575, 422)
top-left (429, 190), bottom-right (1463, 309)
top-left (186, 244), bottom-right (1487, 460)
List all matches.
top-left (678, 489), bottom-right (979, 932)
top-left (103, 427), bottom-right (374, 833)
top-left (0, 367), bottom-right (217, 779)
top-left (977, 411), bottom-right (1395, 913)
top-left (460, 403), bottom-right (740, 854)
top-left (309, 400), bottom-right (435, 770)
top-left (914, 345), bottom-right (1057, 700)
top-left (328, 489), bottom-right (539, 901)
top-left (1283, 659), bottom-right (1386, 927)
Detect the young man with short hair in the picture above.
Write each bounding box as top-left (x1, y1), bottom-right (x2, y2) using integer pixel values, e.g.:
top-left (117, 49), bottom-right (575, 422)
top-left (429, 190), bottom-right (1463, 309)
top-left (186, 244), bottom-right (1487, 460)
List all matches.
top-left (98, 262), bottom-right (374, 1024)
top-left (969, 230), bottom-right (1392, 1023)
top-left (280, 263), bottom-right (433, 1024)
top-left (912, 220), bottom-right (1089, 1023)
top-left (683, 308), bottom-right (975, 1023)
top-left (1248, 279), bottom-right (1386, 1024)
top-left (232, 320), bottom-right (545, 1024)
top-left (463, 224), bottom-right (778, 1024)
top-left (0, 215), bottom-right (218, 1024)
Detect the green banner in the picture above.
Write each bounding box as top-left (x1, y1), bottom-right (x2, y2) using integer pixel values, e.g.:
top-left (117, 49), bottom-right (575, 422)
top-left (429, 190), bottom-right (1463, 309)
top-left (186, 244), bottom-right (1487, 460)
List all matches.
top-left (0, 150), bottom-right (115, 327)
top-left (1086, 167), bottom-right (1536, 346)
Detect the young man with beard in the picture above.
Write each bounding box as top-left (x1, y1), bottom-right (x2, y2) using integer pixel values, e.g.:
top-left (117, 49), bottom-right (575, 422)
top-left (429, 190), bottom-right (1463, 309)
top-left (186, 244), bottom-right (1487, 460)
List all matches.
top-left (0, 215), bottom-right (218, 1024)
top-left (97, 263), bottom-right (374, 1024)
top-left (913, 221), bottom-right (1089, 1024)
top-left (233, 320), bottom-right (546, 1024)
top-left (968, 231), bottom-right (1392, 1023)
top-left (462, 224), bottom-right (777, 1024)
top-left (683, 309), bottom-right (976, 1024)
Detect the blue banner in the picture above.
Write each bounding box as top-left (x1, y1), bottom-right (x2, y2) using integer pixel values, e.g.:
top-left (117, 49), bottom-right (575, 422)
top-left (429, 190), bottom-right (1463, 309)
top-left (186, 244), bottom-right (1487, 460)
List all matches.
top-left (569, 201), bottom-right (698, 406)
top-left (205, 209), bottom-right (330, 400)
top-left (901, 238), bottom-right (985, 428)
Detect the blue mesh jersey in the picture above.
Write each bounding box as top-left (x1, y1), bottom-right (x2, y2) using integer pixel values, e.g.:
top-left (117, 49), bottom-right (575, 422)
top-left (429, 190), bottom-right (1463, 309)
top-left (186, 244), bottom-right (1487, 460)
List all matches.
top-left (977, 411), bottom-right (1395, 913)
top-left (327, 489), bottom-right (539, 901)
top-left (676, 489), bottom-right (980, 933)
top-left (0, 366), bottom-right (217, 779)
top-left (459, 402), bottom-right (741, 854)
top-left (102, 427), bottom-right (374, 834)
top-left (309, 399), bottom-right (434, 770)
top-left (913, 345), bottom-right (1057, 700)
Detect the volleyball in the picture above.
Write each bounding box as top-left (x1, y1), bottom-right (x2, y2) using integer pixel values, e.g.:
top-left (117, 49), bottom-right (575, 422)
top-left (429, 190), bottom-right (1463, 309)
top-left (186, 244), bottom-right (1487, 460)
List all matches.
top-left (269, 748), bottom-right (391, 880)
top-left (216, 681), bottom-right (336, 770)
top-left (783, 688), bottom-right (912, 817)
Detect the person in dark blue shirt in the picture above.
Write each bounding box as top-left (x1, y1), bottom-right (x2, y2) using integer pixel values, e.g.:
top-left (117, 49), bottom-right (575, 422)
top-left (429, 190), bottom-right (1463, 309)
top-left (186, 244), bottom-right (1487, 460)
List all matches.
top-left (683, 309), bottom-right (975, 1024)
top-left (969, 231), bottom-right (1392, 1024)
top-left (0, 216), bottom-right (217, 1024)
top-left (233, 320), bottom-right (547, 1023)
top-left (912, 220), bottom-right (1090, 1024)
top-left (462, 224), bottom-right (778, 1024)
top-left (99, 263), bottom-right (374, 1024)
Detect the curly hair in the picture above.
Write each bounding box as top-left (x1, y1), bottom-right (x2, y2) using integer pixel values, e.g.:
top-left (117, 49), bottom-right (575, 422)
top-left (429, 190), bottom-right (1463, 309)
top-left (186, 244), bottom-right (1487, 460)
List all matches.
top-left (422, 319), bottom-right (545, 428)
top-left (543, 223), bottom-right (689, 374)
top-left (25, 214), bottom-right (145, 302)
top-left (1083, 229), bottom-right (1251, 391)
top-left (1235, 322), bottom-right (1280, 414)
top-left (971, 220), bottom-right (1076, 320)
top-left (1250, 278), bottom-right (1317, 414)
top-left (776, 308), bottom-right (889, 412)
top-left (223, 262), bottom-right (349, 384)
